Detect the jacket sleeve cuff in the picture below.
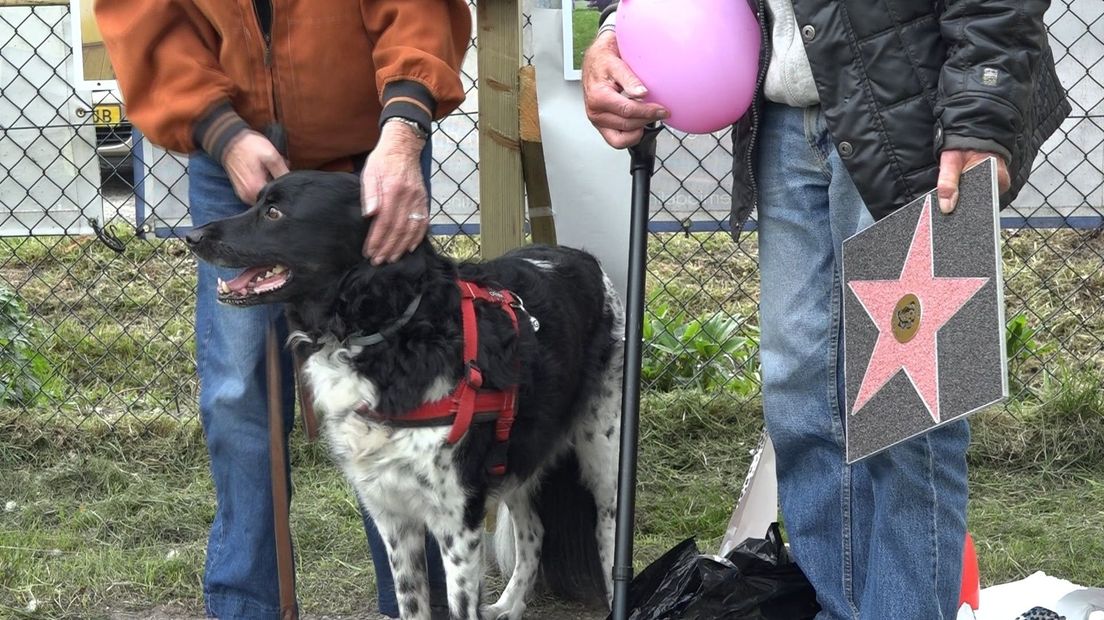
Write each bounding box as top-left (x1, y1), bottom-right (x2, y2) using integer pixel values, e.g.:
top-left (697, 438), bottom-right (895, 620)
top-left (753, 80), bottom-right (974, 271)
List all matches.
top-left (380, 80), bottom-right (436, 134)
top-left (938, 134), bottom-right (1011, 167)
top-left (192, 100), bottom-right (250, 163)
top-left (597, 12), bottom-right (616, 38)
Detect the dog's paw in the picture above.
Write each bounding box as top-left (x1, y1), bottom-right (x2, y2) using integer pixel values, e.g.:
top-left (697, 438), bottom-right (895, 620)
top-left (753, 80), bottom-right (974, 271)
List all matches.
top-left (479, 601), bottom-right (523, 620)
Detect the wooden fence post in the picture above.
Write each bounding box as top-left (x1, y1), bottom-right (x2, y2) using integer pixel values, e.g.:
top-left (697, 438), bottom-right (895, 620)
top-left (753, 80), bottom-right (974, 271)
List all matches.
top-left (519, 65), bottom-right (557, 246)
top-left (476, 0), bottom-right (525, 259)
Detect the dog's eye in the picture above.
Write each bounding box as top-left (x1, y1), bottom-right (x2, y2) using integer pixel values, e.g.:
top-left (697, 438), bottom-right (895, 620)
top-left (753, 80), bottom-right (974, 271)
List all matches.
top-left (265, 206), bottom-right (283, 221)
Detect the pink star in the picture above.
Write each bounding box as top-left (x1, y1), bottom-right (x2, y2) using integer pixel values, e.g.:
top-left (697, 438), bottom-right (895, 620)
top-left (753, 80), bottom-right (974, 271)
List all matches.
top-left (848, 196), bottom-right (989, 423)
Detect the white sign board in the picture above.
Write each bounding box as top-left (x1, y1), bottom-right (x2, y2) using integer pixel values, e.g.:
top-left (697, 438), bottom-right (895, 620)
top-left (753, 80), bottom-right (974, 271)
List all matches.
top-left (533, 9), bottom-right (632, 298)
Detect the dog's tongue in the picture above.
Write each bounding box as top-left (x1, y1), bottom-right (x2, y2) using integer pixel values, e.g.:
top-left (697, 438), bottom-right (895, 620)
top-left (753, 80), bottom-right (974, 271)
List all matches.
top-left (221, 265), bottom-right (289, 296)
top-left (225, 266), bottom-right (270, 293)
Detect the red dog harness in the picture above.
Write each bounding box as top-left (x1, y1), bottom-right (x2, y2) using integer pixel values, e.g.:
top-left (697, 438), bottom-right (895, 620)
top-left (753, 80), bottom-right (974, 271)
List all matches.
top-left (355, 280), bottom-right (521, 476)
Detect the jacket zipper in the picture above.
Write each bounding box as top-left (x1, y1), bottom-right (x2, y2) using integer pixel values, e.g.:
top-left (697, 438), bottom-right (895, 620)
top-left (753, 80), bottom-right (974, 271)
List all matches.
top-left (251, 0), bottom-right (280, 126)
top-left (744, 0), bottom-right (771, 228)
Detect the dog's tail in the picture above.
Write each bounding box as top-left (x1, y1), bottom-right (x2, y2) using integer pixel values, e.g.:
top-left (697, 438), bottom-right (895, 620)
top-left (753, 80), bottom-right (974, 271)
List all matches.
top-left (494, 451), bottom-right (607, 605)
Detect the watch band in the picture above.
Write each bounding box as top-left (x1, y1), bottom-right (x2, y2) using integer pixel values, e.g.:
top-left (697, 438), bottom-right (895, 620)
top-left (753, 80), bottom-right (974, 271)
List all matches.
top-left (385, 116), bottom-right (429, 141)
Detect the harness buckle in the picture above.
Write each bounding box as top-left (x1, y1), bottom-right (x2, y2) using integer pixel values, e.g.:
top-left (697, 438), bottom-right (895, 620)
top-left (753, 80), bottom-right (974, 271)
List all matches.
top-left (464, 361), bottom-right (484, 389)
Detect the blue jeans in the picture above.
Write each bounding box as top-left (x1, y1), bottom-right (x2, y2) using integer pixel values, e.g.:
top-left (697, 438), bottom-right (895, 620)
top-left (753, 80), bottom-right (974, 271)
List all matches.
top-left (189, 145), bottom-right (446, 619)
top-left (756, 103), bottom-right (970, 620)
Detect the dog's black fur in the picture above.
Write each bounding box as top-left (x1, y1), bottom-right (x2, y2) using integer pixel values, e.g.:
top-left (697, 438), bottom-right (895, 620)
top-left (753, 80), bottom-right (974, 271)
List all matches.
top-left (186, 170), bottom-right (622, 619)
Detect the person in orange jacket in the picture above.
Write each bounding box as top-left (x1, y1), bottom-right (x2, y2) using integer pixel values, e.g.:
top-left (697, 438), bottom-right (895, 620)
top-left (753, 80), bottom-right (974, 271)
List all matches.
top-left (94, 2), bottom-right (472, 618)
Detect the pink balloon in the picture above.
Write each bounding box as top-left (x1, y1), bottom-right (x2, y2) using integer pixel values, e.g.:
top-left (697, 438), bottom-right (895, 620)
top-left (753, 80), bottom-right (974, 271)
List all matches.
top-left (616, 0), bottom-right (761, 135)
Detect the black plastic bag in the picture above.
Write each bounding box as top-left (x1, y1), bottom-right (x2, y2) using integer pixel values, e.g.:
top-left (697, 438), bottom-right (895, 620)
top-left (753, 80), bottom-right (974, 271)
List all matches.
top-left (610, 523), bottom-right (821, 620)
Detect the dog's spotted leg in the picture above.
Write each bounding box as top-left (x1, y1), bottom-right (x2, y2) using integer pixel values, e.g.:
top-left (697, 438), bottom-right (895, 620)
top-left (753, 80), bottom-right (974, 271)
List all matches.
top-left (481, 492), bottom-right (542, 620)
top-left (575, 341), bottom-right (624, 605)
top-left (445, 533), bottom-right (484, 620)
top-left (428, 519), bottom-right (484, 620)
top-left (374, 512), bottom-right (432, 620)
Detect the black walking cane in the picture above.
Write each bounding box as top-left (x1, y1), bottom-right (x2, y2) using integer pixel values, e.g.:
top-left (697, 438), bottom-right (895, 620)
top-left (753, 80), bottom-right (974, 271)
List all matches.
top-left (611, 122), bottom-right (662, 620)
top-left (262, 122), bottom-right (298, 620)
top-left (266, 321), bottom-right (297, 620)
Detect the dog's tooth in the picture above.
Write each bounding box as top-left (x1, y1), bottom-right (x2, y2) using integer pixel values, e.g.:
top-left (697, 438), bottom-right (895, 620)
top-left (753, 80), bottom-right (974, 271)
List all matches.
top-left (271, 265), bottom-right (287, 274)
top-left (217, 278), bottom-right (229, 294)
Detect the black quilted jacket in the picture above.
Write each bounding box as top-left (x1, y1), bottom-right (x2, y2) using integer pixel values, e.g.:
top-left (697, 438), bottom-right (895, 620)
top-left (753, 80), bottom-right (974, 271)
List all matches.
top-left (600, 0), bottom-right (1071, 233)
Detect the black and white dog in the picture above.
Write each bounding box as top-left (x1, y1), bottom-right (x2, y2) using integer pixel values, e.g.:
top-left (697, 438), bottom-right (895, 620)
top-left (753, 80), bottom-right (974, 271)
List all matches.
top-left (185, 170), bottom-right (624, 620)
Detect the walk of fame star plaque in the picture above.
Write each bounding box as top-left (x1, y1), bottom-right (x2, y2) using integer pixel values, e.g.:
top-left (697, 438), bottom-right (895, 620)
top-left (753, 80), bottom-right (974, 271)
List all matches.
top-left (842, 157), bottom-right (1009, 463)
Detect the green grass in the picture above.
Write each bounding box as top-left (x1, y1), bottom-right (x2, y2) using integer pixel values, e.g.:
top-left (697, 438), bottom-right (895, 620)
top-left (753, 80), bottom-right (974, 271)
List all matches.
top-left (0, 413), bottom-right (374, 619)
top-left (4, 228), bottom-right (1100, 423)
top-left (1, 230), bottom-right (197, 423)
top-left (2, 384), bottom-right (1104, 618)
top-left (969, 367), bottom-right (1104, 472)
top-left (968, 468), bottom-right (1104, 586)
top-left (572, 9), bottom-right (600, 71)
top-left (0, 391), bottom-right (760, 619)
top-left (1, 226), bottom-right (1103, 616)
top-left (0, 227), bottom-right (484, 426)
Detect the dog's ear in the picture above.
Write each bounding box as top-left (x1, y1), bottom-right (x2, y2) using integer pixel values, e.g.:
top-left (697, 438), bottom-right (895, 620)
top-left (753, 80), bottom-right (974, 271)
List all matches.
top-left (335, 247), bottom-right (431, 328)
top-left (254, 180), bottom-right (274, 208)
top-left (336, 172), bottom-right (363, 211)
top-left (340, 241), bottom-right (432, 295)
top-left (393, 241), bottom-right (432, 279)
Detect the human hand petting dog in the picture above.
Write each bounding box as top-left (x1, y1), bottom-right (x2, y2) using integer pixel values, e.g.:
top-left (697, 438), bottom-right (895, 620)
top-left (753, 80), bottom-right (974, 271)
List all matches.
top-left (360, 120), bottom-right (429, 265)
top-left (937, 149), bottom-right (1011, 214)
top-left (582, 29), bottom-right (668, 149)
top-left (222, 130), bottom-right (290, 205)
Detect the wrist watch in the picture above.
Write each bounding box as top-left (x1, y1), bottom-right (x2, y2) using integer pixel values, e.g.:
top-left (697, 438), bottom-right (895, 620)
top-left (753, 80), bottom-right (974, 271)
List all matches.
top-left (385, 116), bottom-right (428, 141)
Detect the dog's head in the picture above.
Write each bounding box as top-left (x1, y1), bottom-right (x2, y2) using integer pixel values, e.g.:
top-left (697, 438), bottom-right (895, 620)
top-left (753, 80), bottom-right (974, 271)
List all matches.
top-left (185, 170), bottom-right (369, 306)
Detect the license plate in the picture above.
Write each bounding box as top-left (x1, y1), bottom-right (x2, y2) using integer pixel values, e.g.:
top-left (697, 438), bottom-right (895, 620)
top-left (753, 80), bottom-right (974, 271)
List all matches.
top-left (92, 103), bottom-right (121, 127)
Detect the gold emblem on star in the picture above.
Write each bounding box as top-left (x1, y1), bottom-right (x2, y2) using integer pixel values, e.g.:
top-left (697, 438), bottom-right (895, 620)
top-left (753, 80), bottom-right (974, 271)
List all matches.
top-left (892, 293), bottom-right (921, 344)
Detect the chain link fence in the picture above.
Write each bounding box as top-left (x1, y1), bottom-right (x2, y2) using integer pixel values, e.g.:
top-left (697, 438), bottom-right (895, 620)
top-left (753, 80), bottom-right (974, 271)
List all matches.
top-left (1, 0), bottom-right (1101, 431)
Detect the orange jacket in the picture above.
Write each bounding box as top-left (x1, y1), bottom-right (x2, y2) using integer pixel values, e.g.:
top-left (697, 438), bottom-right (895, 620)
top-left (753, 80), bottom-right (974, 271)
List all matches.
top-left (94, 0), bottom-right (471, 171)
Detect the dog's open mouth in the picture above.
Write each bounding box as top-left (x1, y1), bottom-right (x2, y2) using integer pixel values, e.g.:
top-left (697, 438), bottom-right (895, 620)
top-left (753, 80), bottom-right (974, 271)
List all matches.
top-left (217, 265), bottom-right (291, 303)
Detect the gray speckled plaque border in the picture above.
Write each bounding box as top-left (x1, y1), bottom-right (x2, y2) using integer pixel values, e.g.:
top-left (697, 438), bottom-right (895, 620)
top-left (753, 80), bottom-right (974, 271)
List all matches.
top-left (842, 158), bottom-right (1009, 464)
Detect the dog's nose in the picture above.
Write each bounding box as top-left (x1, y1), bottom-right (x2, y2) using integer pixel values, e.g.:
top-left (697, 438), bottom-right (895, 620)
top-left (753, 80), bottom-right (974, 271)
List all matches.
top-left (184, 228), bottom-right (205, 246)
